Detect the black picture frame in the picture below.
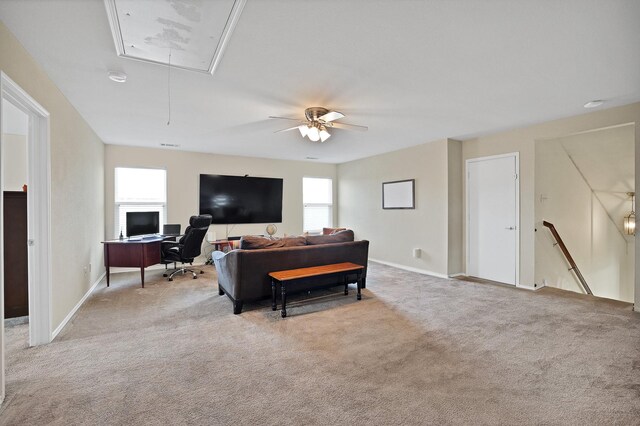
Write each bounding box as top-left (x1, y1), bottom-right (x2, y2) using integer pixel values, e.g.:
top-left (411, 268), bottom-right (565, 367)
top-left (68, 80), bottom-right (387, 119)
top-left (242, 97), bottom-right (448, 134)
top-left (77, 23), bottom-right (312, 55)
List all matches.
top-left (382, 179), bottom-right (415, 209)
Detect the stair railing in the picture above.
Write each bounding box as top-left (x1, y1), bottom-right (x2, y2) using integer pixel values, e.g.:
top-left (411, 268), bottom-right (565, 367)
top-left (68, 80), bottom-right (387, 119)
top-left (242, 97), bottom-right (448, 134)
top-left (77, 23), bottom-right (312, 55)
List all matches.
top-left (542, 221), bottom-right (592, 295)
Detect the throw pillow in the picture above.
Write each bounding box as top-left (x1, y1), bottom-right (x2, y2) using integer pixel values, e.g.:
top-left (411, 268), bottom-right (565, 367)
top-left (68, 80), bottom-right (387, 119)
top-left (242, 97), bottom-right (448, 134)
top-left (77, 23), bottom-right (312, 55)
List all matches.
top-left (322, 227), bottom-right (347, 235)
top-left (239, 235), bottom-right (307, 250)
top-left (306, 229), bottom-right (354, 245)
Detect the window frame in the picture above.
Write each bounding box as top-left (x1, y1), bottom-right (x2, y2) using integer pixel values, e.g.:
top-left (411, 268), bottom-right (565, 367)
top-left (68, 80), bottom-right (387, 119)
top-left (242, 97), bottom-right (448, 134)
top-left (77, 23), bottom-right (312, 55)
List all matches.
top-left (302, 176), bottom-right (334, 234)
top-left (114, 167), bottom-right (167, 238)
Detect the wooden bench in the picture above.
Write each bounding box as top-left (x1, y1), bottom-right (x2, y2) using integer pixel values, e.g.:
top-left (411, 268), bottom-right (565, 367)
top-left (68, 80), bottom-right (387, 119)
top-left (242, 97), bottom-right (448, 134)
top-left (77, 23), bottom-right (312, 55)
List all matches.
top-left (268, 262), bottom-right (365, 318)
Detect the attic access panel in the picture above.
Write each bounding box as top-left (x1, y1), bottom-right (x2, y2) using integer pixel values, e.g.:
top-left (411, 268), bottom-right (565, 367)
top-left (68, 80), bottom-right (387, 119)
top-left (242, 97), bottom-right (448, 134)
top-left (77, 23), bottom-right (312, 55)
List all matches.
top-left (104, 0), bottom-right (246, 74)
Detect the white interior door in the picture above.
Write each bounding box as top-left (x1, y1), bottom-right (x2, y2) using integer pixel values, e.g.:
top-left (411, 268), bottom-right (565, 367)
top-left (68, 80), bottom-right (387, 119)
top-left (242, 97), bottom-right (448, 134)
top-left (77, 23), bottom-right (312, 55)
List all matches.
top-left (467, 153), bottom-right (519, 285)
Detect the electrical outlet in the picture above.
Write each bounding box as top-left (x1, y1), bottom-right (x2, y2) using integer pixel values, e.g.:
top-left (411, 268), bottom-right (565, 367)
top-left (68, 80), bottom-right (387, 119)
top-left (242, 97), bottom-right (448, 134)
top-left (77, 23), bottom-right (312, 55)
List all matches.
top-left (88, 263), bottom-right (92, 273)
top-left (413, 248), bottom-right (421, 258)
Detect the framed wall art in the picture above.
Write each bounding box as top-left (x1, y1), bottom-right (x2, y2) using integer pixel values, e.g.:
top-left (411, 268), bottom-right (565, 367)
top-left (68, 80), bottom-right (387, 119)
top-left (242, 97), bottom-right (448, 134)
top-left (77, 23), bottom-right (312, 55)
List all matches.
top-left (382, 179), bottom-right (415, 209)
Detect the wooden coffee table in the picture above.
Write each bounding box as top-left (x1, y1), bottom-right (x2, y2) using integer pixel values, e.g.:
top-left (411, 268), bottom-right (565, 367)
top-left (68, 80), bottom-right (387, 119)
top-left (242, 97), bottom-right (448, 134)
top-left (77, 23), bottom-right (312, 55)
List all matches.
top-left (268, 262), bottom-right (364, 318)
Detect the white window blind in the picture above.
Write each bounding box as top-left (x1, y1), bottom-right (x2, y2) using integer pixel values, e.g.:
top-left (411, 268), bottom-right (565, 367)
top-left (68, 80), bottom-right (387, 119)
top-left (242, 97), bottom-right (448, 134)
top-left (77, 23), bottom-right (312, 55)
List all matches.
top-left (114, 167), bottom-right (167, 237)
top-left (303, 177), bottom-right (333, 233)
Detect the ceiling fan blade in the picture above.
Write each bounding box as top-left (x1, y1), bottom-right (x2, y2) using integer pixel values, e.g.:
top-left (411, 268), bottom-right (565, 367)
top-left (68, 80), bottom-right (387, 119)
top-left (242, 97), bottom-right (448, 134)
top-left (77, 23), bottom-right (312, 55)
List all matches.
top-left (329, 122), bottom-right (368, 132)
top-left (274, 125), bottom-right (303, 133)
top-left (319, 111), bottom-right (345, 122)
top-left (268, 116), bottom-right (303, 122)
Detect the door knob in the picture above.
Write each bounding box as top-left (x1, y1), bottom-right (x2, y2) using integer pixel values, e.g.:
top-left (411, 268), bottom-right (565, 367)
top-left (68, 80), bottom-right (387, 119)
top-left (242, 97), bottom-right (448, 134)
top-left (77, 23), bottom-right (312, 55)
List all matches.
top-left (505, 227), bottom-right (515, 230)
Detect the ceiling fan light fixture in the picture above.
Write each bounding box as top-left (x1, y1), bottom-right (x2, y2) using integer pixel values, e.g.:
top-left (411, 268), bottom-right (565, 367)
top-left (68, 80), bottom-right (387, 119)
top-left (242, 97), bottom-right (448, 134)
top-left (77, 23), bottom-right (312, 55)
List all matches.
top-left (307, 125), bottom-right (320, 142)
top-left (298, 125), bottom-right (309, 137)
top-left (319, 127), bottom-right (331, 142)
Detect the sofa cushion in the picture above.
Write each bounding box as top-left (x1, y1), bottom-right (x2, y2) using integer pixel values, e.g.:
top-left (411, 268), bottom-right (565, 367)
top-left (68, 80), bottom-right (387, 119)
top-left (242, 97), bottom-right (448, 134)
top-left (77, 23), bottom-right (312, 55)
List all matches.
top-left (306, 229), bottom-right (354, 245)
top-left (239, 235), bottom-right (306, 250)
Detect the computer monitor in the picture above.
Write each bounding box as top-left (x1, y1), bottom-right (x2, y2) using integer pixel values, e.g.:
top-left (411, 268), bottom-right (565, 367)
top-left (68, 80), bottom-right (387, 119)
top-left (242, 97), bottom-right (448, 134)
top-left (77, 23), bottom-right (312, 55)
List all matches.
top-left (126, 211), bottom-right (159, 237)
top-left (162, 224), bottom-right (181, 236)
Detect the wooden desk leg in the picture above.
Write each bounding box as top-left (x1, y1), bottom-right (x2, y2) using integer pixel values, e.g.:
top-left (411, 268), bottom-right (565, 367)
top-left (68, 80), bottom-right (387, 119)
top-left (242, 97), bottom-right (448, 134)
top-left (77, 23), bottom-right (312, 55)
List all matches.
top-left (281, 281), bottom-right (287, 318)
top-left (357, 272), bottom-right (362, 300)
top-left (271, 278), bottom-right (277, 311)
top-left (105, 246), bottom-right (110, 287)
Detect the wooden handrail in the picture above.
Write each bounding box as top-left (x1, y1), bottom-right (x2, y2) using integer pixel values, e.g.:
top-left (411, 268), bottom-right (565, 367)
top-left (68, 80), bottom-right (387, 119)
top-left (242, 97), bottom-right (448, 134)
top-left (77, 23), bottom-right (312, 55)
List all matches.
top-left (542, 221), bottom-right (592, 295)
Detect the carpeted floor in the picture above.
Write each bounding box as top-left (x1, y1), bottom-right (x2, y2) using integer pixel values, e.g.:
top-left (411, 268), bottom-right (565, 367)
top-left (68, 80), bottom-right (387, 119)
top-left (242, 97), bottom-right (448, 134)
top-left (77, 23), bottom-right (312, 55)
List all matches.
top-left (1, 262), bottom-right (639, 425)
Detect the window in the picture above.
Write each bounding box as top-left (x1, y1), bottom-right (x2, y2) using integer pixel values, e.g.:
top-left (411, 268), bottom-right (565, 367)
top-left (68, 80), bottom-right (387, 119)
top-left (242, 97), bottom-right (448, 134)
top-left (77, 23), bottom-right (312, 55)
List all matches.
top-left (115, 167), bottom-right (167, 237)
top-left (303, 177), bottom-right (333, 233)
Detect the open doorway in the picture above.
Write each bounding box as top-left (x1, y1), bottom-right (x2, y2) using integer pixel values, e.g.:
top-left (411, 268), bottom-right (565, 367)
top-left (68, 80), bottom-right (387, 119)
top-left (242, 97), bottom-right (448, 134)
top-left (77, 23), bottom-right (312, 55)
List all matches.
top-left (535, 124), bottom-right (635, 303)
top-left (2, 99), bottom-right (29, 329)
top-left (1, 72), bottom-right (52, 402)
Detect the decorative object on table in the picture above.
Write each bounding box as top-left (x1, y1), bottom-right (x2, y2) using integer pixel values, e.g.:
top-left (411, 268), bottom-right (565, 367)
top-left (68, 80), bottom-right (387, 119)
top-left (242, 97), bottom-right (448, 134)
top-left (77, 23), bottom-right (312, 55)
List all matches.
top-left (119, 229), bottom-right (124, 240)
top-left (624, 192), bottom-right (636, 236)
top-left (266, 223), bottom-right (277, 238)
top-left (269, 107), bottom-right (368, 143)
top-left (382, 179), bottom-right (415, 209)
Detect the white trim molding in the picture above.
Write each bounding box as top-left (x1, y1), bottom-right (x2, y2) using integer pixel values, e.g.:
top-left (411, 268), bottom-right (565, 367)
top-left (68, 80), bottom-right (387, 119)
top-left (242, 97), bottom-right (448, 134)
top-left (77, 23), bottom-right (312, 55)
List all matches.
top-left (2, 73), bottom-right (53, 343)
top-left (52, 273), bottom-right (105, 340)
top-left (369, 258), bottom-right (450, 279)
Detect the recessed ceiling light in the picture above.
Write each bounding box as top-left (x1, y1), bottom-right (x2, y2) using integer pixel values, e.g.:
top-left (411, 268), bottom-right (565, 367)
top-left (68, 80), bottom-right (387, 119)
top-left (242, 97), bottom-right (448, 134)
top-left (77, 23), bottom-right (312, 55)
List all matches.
top-left (108, 71), bottom-right (127, 83)
top-left (583, 100), bottom-right (604, 108)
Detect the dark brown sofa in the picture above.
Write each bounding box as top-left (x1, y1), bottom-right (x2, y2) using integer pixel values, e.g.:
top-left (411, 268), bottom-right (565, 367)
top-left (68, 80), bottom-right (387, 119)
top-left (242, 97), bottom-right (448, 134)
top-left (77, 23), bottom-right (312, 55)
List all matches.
top-left (212, 234), bottom-right (369, 314)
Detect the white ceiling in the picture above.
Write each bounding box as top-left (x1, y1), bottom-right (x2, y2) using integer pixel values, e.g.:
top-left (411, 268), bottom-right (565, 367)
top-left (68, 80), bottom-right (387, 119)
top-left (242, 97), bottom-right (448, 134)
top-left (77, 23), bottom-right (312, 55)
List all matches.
top-left (1, 0), bottom-right (639, 163)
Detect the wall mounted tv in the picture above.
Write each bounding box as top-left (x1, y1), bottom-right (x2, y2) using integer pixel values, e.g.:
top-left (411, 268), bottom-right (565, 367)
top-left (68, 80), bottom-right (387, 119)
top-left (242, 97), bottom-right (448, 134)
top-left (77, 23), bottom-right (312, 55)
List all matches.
top-left (199, 174), bottom-right (283, 224)
top-left (126, 211), bottom-right (159, 237)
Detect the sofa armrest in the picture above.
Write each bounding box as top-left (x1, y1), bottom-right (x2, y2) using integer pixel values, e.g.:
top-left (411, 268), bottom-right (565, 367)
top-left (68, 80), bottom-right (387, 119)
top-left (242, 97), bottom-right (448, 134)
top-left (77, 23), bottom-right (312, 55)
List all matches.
top-left (212, 250), bottom-right (241, 298)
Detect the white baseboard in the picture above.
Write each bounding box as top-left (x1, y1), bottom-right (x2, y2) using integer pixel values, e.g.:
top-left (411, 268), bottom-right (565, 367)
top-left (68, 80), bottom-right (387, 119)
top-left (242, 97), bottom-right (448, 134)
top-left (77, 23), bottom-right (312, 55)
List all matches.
top-left (369, 258), bottom-right (449, 279)
top-left (448, 273), bottom-right (465, 278)
top-left (51, 272), bottom-right (105, 340)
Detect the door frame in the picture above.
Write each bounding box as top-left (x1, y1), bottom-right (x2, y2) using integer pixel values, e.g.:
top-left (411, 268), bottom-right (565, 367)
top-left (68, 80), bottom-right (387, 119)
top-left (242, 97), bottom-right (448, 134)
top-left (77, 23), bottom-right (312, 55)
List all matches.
top-left (465, 152), bottom-right (520, 286)
top-left (0, 72), bottom-right (52, 402)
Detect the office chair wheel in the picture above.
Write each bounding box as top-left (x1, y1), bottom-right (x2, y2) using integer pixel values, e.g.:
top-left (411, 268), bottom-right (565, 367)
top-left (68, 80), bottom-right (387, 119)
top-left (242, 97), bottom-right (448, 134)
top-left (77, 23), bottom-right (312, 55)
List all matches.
top-left (168, 277), bottom-right (173, 282)
top-left (200, 270), bottom-right (204, 274)
top-left (193, 275), bottom-right (197, 279)
top-left (163, 273), bottom-right (168, 277)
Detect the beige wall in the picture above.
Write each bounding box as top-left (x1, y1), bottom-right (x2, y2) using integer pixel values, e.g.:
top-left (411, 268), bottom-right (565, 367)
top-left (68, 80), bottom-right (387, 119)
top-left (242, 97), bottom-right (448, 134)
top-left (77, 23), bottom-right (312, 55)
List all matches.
top-left (338, 139), bottom-right (453, 276)
top-left (104, 145), bottom-right (337, 252)
top-left (0, 21), bottom-right (105, 329)
top-left (536, 138), bottom-right (634, 302)
top-left (447, 139), bottom-right (463, 275)
top-left (462, 102), bottom-right (640, 305)
top-left (338, 103), bottom-right (639, 309)
top-left (1, 133), bottom-right (27, 191)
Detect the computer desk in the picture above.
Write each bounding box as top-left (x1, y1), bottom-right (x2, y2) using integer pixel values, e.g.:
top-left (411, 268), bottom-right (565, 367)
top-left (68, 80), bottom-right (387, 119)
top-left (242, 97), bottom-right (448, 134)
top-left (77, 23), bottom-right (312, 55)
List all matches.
top-left (102, 236), bottom-right (173, 288)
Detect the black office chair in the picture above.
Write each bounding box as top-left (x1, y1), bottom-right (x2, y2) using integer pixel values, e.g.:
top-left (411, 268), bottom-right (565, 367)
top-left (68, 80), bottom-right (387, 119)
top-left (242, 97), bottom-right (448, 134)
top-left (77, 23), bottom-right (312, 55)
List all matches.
top-left (161, 214), bottom-right (212, 281)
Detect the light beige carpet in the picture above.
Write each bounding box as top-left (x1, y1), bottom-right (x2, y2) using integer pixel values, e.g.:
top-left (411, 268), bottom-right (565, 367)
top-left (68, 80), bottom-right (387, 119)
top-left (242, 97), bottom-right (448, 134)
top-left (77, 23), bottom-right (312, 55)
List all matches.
top-left (1, 262), bottom-right (639, 425)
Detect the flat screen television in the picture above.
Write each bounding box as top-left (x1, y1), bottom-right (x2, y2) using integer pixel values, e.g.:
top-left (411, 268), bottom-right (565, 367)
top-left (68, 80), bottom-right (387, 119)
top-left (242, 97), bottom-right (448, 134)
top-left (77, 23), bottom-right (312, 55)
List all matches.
top-left (126, 211), bottom-right (160, 237)
top-left (199, 174), bottom-right (283, 224)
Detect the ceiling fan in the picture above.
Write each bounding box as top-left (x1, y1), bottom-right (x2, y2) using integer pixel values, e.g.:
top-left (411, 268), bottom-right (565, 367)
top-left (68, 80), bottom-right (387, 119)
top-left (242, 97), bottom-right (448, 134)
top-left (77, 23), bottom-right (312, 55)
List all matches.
top-left (269, 107), bottom-right (368, 142)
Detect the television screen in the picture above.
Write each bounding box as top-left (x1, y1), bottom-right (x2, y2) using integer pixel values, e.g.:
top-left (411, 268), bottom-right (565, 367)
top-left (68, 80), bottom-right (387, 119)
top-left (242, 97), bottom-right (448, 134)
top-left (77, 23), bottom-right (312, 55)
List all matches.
top-left (126, 211), bottom-right (160, 237)
top-left (199, 174), bottom-right (283, 224)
